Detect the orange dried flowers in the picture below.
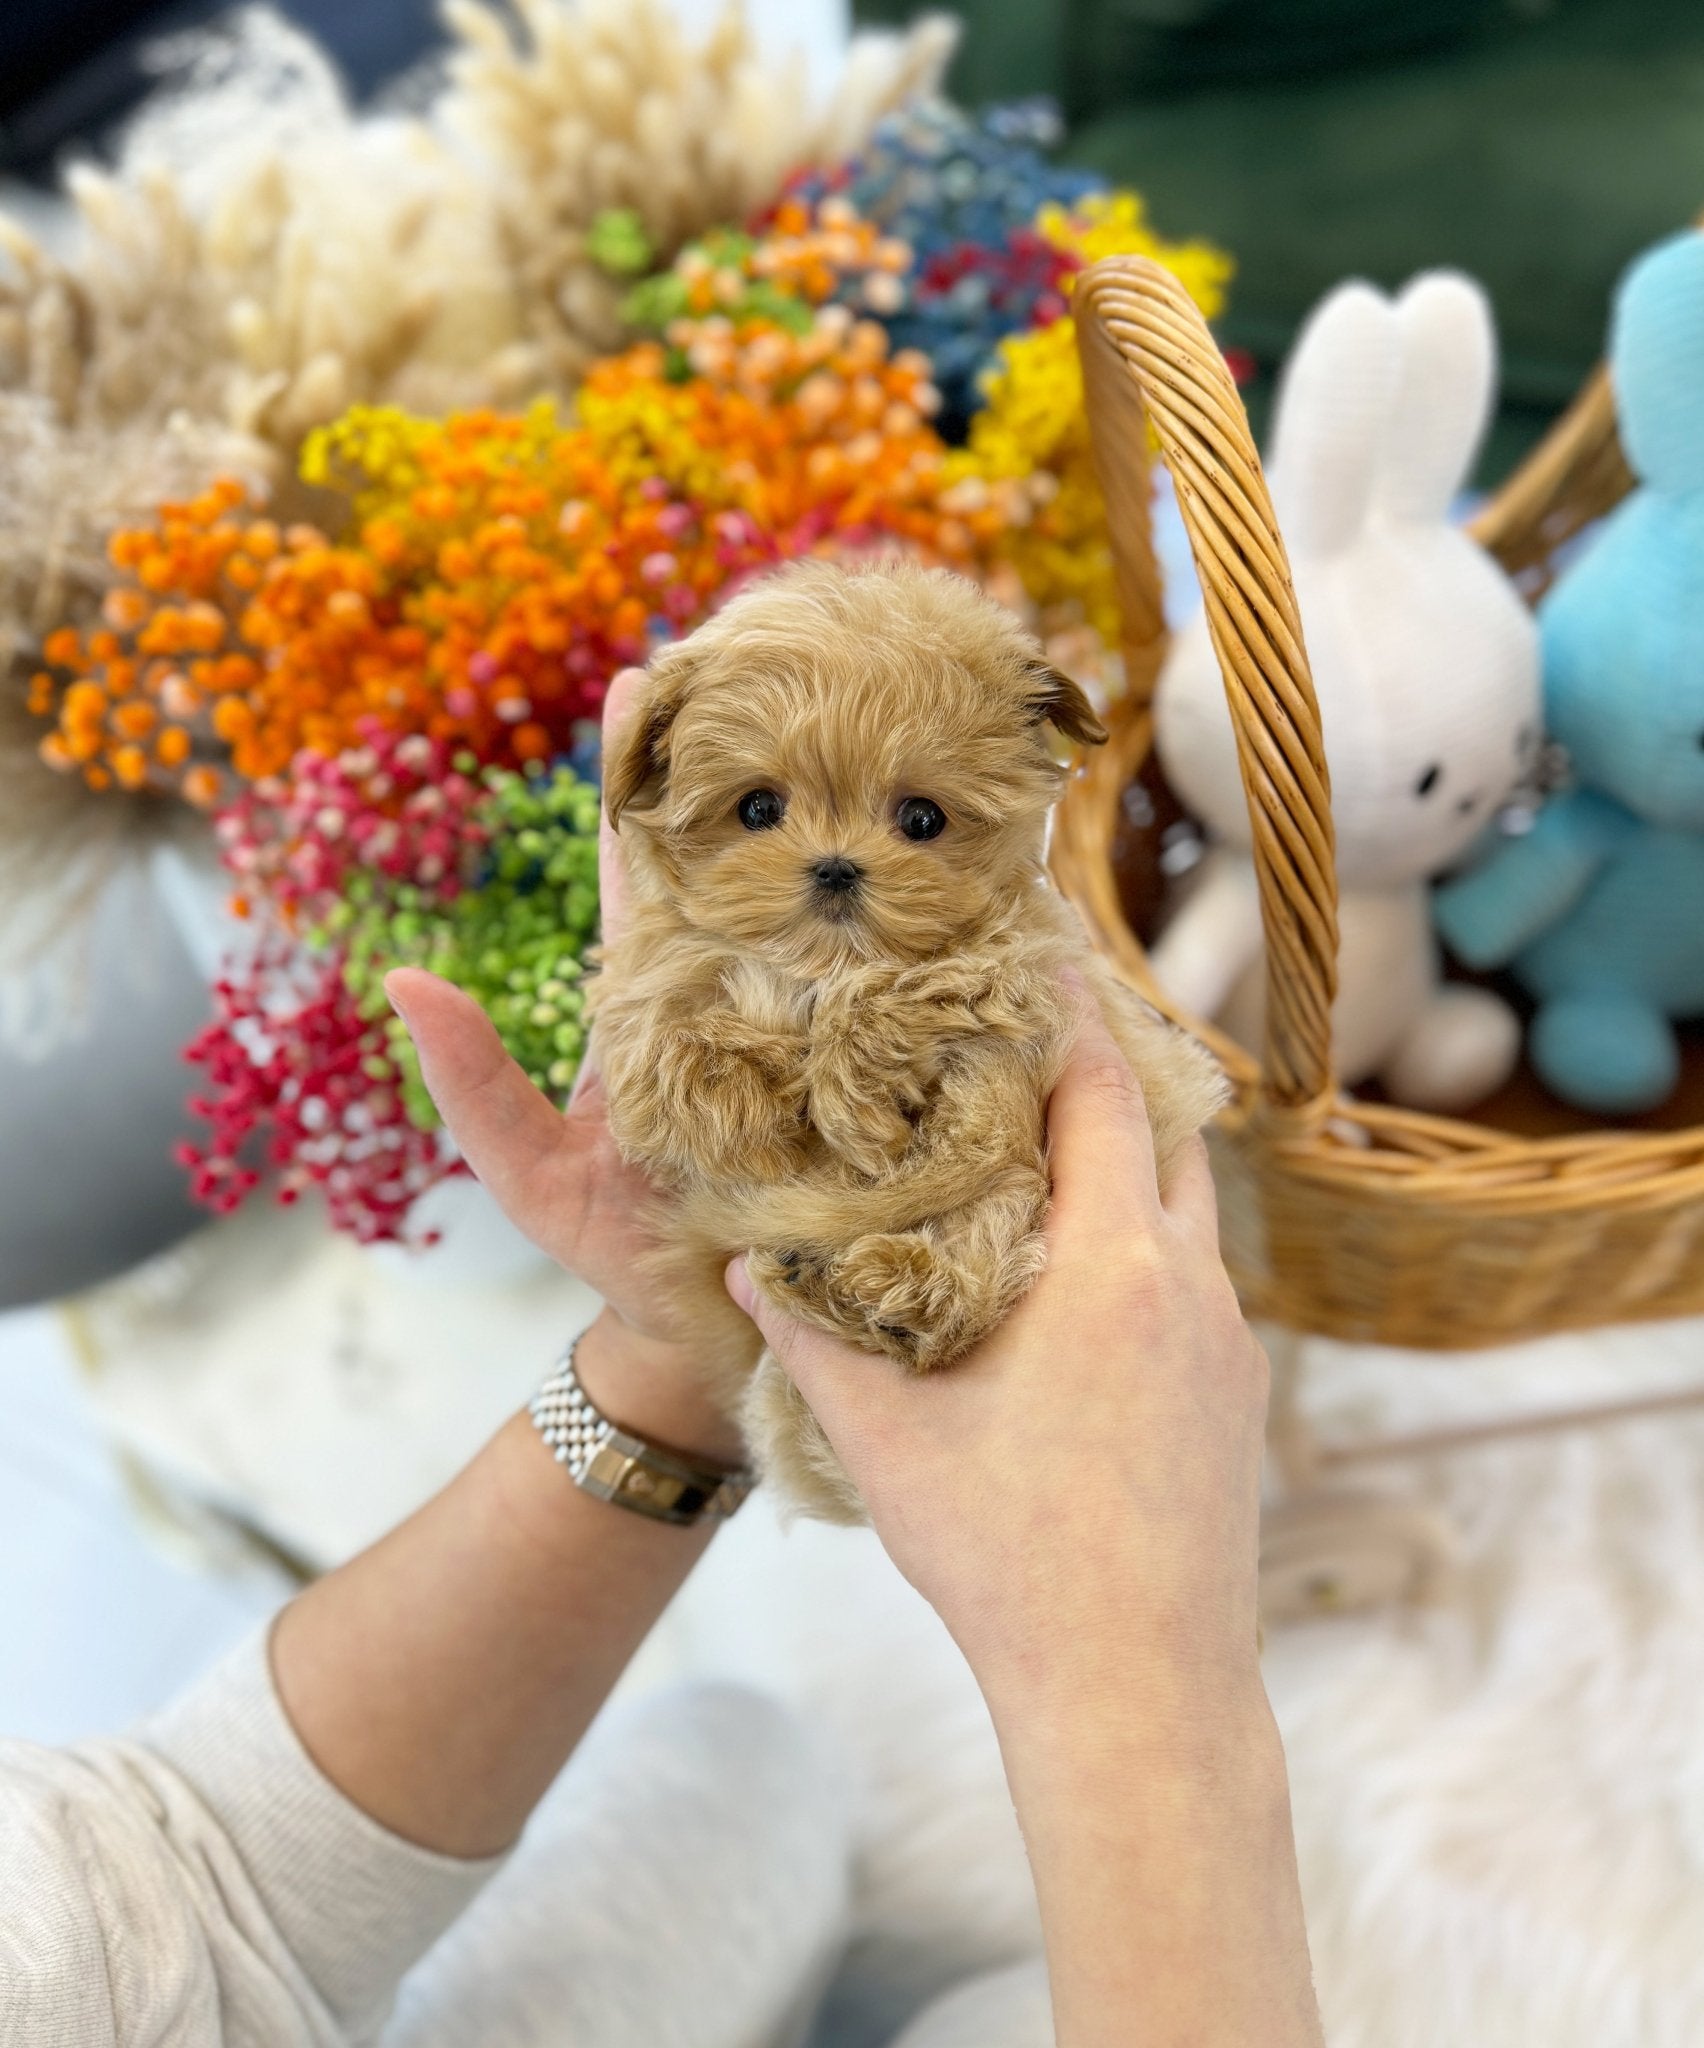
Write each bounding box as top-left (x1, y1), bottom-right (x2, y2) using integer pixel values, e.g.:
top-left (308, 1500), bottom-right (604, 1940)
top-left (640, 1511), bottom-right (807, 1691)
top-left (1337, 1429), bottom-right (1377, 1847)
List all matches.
top-left (32, 309), bottom-right (1012, 807)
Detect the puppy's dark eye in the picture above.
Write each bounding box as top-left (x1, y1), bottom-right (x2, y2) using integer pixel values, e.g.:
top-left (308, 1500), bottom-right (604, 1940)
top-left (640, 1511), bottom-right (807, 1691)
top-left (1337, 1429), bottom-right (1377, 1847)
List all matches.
top-left (737, 789), bottom-right (786, 831)
top-left (1415, 763), bottom-right (1442, 798)
top-left (896, 797), bottom-right (947, 842)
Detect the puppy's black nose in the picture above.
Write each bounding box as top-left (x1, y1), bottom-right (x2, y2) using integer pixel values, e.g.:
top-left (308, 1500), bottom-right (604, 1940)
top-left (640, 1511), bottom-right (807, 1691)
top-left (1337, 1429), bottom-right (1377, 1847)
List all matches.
top-left (812, 857), bottom-right (862, 895)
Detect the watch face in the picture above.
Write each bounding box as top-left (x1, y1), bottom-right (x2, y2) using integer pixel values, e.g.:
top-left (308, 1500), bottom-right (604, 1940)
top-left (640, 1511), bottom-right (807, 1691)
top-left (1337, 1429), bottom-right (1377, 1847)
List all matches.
top-left (533, 1346), bottom-right (751, 1526)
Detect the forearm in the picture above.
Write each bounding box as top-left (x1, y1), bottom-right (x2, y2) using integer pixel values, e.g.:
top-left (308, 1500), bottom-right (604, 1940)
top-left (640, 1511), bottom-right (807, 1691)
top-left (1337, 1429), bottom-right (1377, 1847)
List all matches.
top-left (982, 1634), bottom-right (1321, 2048)
top-left (272, 1308), bottom-right (741, 1859)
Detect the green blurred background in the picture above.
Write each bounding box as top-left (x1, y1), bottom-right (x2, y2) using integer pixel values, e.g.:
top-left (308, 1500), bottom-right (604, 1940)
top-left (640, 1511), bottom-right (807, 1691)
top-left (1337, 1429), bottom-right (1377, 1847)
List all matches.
top-left (855, 0), bottom-right (1704, 480)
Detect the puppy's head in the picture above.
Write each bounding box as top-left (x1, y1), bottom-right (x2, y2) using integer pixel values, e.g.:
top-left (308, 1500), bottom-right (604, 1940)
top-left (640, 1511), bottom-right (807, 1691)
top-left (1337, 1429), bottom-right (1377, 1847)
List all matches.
top-left (604, 559), bottom-right (1105, 973)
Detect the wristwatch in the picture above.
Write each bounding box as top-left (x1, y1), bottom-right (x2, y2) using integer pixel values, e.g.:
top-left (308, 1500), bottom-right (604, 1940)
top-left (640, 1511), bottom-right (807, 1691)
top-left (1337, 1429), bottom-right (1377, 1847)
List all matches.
top-left (529, 1334), bottom-right (755, 1527)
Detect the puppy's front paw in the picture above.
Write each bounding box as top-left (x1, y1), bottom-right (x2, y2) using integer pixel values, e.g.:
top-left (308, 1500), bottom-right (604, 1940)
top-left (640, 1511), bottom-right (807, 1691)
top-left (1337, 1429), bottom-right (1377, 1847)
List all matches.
top-left (630, 1024), bottom-right (806, 1183)
top-left (746, 1242), bottom-right (928, 1365)
top-left (746, 1246), bottom-right (826, 1315)
top-left (807, 1065), bottom-right (920, 1178)
top-left (806, 994), bottom-right (935, 1176)
top-left (694, 1040), bottom-right (808, 1181)
top-left (820, 1229), bottom-right (998, 1371)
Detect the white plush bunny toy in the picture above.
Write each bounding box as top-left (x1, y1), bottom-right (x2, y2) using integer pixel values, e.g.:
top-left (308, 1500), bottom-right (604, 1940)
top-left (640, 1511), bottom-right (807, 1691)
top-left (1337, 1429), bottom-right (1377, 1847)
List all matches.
top-left (1150, 271), bottom-right (1541, 1112)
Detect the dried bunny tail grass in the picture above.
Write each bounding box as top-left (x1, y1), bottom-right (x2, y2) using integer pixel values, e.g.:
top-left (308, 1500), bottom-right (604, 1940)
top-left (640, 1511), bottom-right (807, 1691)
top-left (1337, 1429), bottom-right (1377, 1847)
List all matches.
top-left (61, 164), bottom-right (235, 423)
top-left (118, 8), bottom-right (541, 444)
top-left (0, 397), bottom-right (271, 1050)
top-left (1, 3), bottom-right (950, 451)
top-left (440, 0), bottom-right (957, 366)
top-left (206, 124), bottom-right (540, 446)
top-left (0, 163), bottom-right (241, 430)
top-left (0, 8), bottom-right (540, 459)
top-left (119, 1), bottom-right (350, 201)
top-left (439, 0), bottom-right (957, 237)
top-left (0, 215), bottom-right (91, 420)
top-left (0, 181), bottom-right (214, 430)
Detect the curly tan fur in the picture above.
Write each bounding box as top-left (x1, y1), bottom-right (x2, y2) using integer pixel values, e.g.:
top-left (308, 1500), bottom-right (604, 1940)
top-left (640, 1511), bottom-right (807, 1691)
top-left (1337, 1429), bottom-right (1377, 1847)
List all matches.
top-left (590, 560), bottom-right (1226, 1521)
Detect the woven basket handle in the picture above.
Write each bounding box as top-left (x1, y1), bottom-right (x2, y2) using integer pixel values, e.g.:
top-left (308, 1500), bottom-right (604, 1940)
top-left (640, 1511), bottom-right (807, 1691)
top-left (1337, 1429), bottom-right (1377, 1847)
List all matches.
top-left (1468, 362), bottom-right (1630, 593)
top-left (1073, 256), bottom-right (1340, 1121)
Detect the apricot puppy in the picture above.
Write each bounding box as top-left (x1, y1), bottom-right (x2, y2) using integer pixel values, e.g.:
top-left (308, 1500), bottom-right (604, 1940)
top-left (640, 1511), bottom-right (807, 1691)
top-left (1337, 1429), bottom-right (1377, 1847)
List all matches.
top-left (590, 559), bottom-right (1225, 1522)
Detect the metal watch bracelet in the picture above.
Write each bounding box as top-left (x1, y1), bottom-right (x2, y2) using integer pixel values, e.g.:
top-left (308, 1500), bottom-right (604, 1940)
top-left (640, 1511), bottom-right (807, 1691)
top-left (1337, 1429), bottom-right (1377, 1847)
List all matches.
top-left (529, 1333), bottom-right (755, 1527)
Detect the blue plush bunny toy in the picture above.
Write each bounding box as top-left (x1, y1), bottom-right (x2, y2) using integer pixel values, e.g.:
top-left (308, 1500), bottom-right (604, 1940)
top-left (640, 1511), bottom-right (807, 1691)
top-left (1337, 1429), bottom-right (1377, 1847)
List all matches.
top-left (1434, 231), bottom-right (1704, 1114)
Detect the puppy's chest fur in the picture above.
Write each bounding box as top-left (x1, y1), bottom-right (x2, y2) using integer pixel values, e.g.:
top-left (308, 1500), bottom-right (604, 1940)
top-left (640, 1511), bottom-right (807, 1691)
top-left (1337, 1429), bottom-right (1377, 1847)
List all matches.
top-left (594, 903), bottom-right (1070, 1202)
top-left (761, 947), bottom-right (1063, 1189)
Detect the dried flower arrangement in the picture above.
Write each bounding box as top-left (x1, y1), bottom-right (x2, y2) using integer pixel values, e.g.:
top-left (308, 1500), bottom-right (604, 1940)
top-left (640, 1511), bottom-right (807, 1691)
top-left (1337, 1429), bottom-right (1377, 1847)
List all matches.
top-left (439, 0), bottom-right (959, 382)
top-left (13, 11), bottom-right (1232, 1242)
top-left (0, 1), bottom-right (952, 1035)
top-left (181, 757), bottom-right (600, 1239)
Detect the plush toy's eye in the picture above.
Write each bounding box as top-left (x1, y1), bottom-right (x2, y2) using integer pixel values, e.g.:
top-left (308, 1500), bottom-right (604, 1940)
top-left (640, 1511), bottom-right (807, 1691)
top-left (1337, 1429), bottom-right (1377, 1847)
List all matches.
top-left (896, 797), bottom-right (947, 842)
top-left (737, 789), bottom-right (786, 831)
top-left (1415, 763), bottom-right (1443, 798)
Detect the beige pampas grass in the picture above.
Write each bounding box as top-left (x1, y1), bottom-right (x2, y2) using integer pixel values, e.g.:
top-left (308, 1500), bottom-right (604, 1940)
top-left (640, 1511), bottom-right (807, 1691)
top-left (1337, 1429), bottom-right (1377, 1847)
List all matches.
top-left (1, 2), bottom-right (957, 453)
top-left (439, 0), bottom-right (956, 378)
top-left (0, 10), bottom-right (542, 460)
top-left (102, 7), bottom-right (542, 446)
top-left (0, 171), bottom-right (234, 429)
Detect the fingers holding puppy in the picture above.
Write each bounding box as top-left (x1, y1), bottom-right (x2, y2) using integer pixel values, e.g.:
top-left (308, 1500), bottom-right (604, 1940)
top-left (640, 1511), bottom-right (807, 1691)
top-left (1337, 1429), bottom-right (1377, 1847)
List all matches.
top-left (1044, 972), bottom-right (1164, 1242)
top-left (727, 1252), bottom-right (902, 1467)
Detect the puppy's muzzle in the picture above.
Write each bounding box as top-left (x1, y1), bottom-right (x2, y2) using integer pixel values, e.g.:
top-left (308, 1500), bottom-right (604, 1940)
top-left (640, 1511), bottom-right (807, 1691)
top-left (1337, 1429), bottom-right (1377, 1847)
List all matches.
top-left (811, 857), bottom-right (863, 898)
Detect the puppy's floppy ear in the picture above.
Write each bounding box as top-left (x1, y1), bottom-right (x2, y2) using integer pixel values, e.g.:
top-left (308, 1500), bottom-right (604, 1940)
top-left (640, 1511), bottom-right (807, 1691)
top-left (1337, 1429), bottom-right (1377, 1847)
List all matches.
top-left (603, 656), bottom-right (688, 829)
top-left (1025, 662), bottom-right (1108, 747)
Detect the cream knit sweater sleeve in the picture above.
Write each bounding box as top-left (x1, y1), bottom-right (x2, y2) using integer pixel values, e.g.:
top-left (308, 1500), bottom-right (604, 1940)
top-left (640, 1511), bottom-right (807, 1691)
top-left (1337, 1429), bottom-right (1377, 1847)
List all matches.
top-left (0, 1631), bottom-right (502, 2048)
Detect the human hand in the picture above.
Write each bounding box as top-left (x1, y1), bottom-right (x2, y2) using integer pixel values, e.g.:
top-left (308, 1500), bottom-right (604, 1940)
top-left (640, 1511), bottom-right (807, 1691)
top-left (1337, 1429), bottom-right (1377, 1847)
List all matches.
top-left (386, 669), bottom-right (746, 1464)
top-left (727, 980), bottom-right (1270, 1712)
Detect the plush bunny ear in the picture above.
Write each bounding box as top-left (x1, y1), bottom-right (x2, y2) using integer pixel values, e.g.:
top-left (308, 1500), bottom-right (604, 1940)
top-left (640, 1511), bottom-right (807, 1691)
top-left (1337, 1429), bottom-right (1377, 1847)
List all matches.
top-left (1373, 271), bottom-right (1496, 523)
top-left (1025, 662), bottom-right (1108, 746)
top-left (1610, 229), bottom-right (1704, 494)
top-left (602, 655), bottom-right (689, 828)
top-left (1268, 280), bottom-right (1403, 559)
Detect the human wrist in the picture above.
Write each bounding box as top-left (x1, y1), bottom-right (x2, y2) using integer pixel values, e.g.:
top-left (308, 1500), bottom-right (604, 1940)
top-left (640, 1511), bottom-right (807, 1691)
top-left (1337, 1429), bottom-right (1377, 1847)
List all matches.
top-left (569, 1307), bottom-right (748, 1471)
top-left (948, 1530), bottom-right (1269, 1770)
top-left (984, 1632), bottom-right (1290, 1908)
top-left (992, 1667), bottom-right (1318, 2048)
top-left (986, 1636), bottom-right (1280, 1791)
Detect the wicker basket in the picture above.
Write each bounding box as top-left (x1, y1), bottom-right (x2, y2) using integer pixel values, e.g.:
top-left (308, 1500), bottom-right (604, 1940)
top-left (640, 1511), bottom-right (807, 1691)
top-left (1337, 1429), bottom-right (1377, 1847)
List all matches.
top-left (1053, 256), bottom-right (1704, 1350)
